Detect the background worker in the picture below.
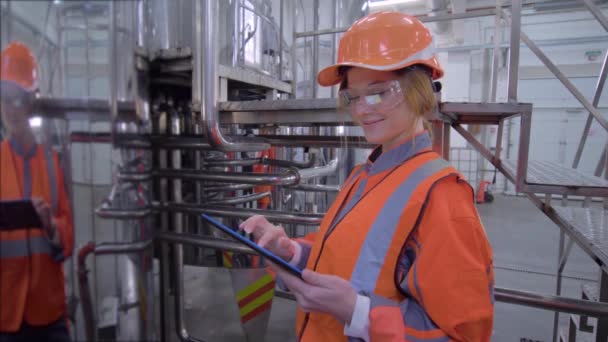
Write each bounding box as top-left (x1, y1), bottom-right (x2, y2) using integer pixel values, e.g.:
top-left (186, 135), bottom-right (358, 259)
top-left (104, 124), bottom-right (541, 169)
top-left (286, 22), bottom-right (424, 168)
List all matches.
top-left (241, 11), bottom-right (494, 342)
top-left (0, 41), bottom-right (74, 342)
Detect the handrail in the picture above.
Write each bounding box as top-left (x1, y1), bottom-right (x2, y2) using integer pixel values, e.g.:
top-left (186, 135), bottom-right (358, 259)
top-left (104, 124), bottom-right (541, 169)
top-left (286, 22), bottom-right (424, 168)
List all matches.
top-left (119, 168), bottom-right (300, 185)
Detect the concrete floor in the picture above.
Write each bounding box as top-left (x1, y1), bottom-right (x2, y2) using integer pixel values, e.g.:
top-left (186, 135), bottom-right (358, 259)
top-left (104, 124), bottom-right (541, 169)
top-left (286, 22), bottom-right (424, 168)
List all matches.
top-left (175, 194), bottom-right (602, 341)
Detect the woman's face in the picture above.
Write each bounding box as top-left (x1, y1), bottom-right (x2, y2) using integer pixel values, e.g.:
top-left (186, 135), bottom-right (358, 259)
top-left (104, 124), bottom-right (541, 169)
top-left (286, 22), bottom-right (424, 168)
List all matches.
top-left (344, 67), bottom-right (415, 151)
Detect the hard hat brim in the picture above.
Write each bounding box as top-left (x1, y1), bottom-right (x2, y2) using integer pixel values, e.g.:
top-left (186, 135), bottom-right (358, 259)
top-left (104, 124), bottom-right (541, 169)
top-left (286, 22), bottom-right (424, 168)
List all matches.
top-left (317, 60), bottom-right (444, 87)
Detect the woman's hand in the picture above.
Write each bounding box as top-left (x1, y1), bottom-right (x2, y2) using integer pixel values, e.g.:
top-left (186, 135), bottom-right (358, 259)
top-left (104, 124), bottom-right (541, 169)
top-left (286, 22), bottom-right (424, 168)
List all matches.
top-left (239, 215), bottom-right (295, 261)
top-left (32, 198), bottom-right (56, 240)
top-left (275, 267), bottom-right (357, 325)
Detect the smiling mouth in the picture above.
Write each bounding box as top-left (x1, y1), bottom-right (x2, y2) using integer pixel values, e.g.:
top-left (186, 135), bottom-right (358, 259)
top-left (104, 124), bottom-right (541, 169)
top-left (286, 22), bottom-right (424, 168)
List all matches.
top-left (362, 118), bottom-right (383, 126)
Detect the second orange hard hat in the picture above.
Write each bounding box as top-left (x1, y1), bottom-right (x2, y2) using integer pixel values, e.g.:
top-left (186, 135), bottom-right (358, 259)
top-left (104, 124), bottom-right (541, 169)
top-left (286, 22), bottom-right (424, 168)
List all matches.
top-left (0, 41), bottom-right (39, 92)
top-left (317, 11), bottom-right (444, 87)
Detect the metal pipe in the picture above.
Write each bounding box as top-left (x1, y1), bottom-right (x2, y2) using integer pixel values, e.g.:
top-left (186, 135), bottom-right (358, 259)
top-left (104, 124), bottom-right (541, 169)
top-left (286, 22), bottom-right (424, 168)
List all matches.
top-left (294, 8), bottom-right (499, 38)
top-left (507, 0), bottom-right (521, 102)
top-left (312, 0), bottom-right (319, 98)
top-left (582, 0), bottom-right (608, 32)
top-left (109, 1), bottom-right (119, 143)
top-left (158, 232), bottom-right (256, 255)
top-left (299, 158), bottom-right (338, 179)
top-left (258, 135), bottom-right (374, 148)
top-left (205, 191), bottom-right (271, 205)
top-left (195, 0), bottom-right (268, 151)
top-left (495, 287), bottom-right (608, 317)
top-left (490, 0), bottom-right (502, 102)
top-left (279, 0), bottom-right (284, 80)
top-left (572, 50), bottom-right (608, 168)
top-left (94, 240), bottom-right (153, 255)
top-left (95, 206), bottom-right (153, 219)
top-left (77, 243), bottom-right (96, 342)
top-left (519, 30), bottom-right (608, 132)
top-left (127, 168), bottom-right (300, 185)
top-left (203, 156), bottom-right (315, 169)
top-left (203, 184), bottom-right (256, 193)
top-left (159, 202), bottom-right (323, 225)
top-left (288, 183), bottom-right (340, 192)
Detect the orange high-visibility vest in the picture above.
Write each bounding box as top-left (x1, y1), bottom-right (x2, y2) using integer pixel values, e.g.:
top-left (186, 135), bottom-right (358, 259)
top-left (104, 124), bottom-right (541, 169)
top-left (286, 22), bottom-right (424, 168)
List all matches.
top-left (295, 132), bottom-right (494, 341)
top-left (0, 140), bottom-right (74, 332)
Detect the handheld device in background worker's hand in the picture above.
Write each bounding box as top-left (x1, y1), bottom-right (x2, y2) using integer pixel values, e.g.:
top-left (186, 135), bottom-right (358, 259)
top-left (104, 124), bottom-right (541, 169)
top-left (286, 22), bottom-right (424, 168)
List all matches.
top-left (31, 198), bottom-right (57, 239)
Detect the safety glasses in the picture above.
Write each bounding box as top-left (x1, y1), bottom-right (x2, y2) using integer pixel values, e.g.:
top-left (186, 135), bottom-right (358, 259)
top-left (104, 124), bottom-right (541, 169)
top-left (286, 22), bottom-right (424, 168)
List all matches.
top-left (0, 84), bottom-right (30, 109)
top-left (339, 80), bottom-right (404, 113)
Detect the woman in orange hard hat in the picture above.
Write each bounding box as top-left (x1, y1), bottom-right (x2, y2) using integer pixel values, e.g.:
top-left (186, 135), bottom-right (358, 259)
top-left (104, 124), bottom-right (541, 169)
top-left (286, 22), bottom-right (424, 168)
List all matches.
top-left (0, 41), bottom-right (74, 342)
top-left (240, 11), bottom-right (494, 341)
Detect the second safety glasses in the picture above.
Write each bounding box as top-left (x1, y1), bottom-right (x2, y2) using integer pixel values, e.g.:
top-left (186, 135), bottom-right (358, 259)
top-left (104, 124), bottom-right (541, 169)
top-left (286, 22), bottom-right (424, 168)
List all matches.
top-left (339, 80), bottom-right (404, 113)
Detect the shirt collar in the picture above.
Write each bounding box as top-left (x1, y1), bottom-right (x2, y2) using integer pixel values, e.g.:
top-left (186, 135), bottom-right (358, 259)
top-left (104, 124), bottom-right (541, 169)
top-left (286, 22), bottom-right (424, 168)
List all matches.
top-left (9, 137), bottom-right (38, 160)
top-left (365, 131), bottom-right (432, 176)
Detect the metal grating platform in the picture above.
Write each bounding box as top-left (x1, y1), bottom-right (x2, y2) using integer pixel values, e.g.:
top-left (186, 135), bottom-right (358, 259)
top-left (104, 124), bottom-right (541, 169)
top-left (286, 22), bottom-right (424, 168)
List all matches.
top-left (503, 160), bottom-right (608, 196)
top-left (439, 102), bottom-right (532, 124)
top-left (553, 207), bottom-right (608, 272)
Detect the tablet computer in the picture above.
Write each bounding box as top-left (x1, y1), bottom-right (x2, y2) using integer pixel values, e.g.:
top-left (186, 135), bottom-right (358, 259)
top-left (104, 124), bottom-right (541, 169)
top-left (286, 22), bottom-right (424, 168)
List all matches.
top-left (201, 213), bottom-right (303, 279)
top-left (0, 199), bottom-right (43, 230)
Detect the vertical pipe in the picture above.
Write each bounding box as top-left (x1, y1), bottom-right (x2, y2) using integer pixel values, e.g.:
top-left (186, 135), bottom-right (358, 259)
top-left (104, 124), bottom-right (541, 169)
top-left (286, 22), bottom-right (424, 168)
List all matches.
top-left (572, 51), bottom-right (608, 169)
top-left (6, 0), bottom-right (12, 42)
top-left (279, 0), bottom-right (284, 80)
top-left (291, 1), bottom-right (297, 98)
top-left (84, 11), bottom-right (91, 97)
top-left (507, 0), bottom-right (521, 103)
top-left (552, 230), bottom-right (565, 342)
top-left (312, 0), bottom-right (319, 98)
top-left (109, 1), bottom-right (119, 143)
top-left (490, 0), bottom-right (502, 102)
top-left (330, 0), bottom-right (338, 99)
top-left (232, 0), bottom-right (240, 67)
top-left (596, 271), bottom-right (608, 341)
top-left (57, 7), bottom-right (65, 97)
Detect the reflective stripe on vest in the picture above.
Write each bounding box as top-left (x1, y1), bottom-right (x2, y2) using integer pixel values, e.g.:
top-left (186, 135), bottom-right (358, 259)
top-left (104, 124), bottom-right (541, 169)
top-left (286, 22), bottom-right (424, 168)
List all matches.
top-left (0, 235), bottom-right (56, 258)
top-left (43, 148), bottom-right (58, 214)
top-left (350, 157), bottom-right (450, 292)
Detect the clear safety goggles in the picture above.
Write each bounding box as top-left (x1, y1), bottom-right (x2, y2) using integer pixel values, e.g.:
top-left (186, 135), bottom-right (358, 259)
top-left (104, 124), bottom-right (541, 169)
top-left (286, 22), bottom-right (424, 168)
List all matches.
top-left (339, 80), bottom-right (404, 113)
top-left (0, 83), bottom-right (30, 109)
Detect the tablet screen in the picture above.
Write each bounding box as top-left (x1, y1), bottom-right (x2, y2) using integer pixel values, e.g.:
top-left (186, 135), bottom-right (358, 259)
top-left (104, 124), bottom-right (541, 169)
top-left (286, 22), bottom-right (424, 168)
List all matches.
top-left (0, 200), bottom-right (43, 230)
top-left (201, 213), bottom-right (303, 278)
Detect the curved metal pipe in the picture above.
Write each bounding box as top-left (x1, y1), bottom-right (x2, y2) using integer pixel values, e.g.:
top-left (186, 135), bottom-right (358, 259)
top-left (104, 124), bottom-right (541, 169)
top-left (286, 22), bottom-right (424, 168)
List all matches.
top-left (121, 168), bottom-right (300, 186)
top-left (95, 202), bottom-right (324, 225)
top-left (205, 191), bottom-right (271, 205)
top-left (299, 159), bottom-right (338, 180)
top-left (495, 287), bottom-right (608, 317)
top-left (203, 156), bottom-right (315, 169)
top-left (195, 0), bottom-right (268, 152)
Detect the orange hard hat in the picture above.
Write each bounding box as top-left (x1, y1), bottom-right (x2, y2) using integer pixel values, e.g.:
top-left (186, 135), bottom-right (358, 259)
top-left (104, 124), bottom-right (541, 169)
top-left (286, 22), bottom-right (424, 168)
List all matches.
top-left (317, 11), bottom-right (444, 87)
top-left (0, 41), bottom-right (39, 92)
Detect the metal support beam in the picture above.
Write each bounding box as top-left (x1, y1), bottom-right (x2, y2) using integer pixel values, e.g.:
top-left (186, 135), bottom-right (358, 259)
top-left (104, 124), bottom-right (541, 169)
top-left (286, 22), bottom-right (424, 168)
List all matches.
top-left (519, 30), bottom-right (608, 132)
top-left (582, 0), bottom-right (608, 32)
top-left (573, 51), bottom-right (608, 168)
top-left (507, 0), bottom-right (521, 102)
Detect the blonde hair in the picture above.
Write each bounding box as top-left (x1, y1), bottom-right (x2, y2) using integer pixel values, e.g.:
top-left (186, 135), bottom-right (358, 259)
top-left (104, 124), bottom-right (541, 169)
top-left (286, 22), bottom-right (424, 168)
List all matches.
top-left (338, 66), bottom-right (437, 140)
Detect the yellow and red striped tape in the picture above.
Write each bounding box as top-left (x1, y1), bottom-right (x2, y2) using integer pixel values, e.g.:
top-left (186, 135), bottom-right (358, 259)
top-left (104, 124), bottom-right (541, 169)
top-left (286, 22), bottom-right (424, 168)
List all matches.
top-left (236, 273), bottom-right (275, 323)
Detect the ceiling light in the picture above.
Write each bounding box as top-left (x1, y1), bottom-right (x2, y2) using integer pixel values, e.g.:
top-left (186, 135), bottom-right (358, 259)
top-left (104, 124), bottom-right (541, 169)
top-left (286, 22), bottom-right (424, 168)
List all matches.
top-left (53, 0), bottom-right (62, 5)
top-left (29, 117), bottom-right (42, 128)
top-left (368, 0), bottom-right (421, 8)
